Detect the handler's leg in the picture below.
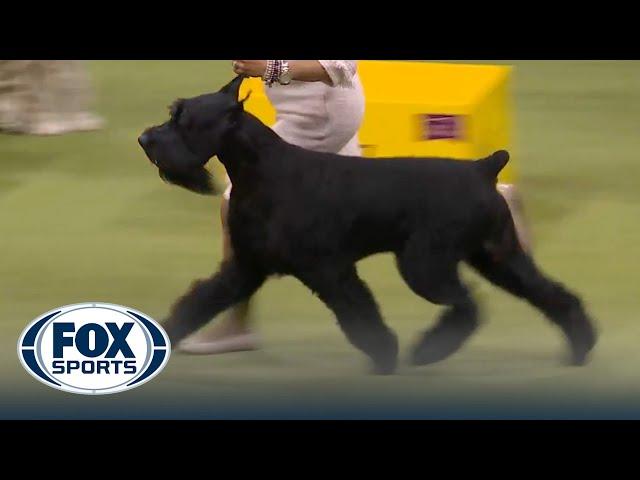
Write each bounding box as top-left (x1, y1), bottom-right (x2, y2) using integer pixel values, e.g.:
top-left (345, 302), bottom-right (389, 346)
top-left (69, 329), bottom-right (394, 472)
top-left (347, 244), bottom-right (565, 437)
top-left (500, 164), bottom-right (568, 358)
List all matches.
top-left (163, 258), bottom-right (264, 347)
top-left (177, 185), bottom-right (259, 355)
top-left (497, 183), bottom-right (532, 253)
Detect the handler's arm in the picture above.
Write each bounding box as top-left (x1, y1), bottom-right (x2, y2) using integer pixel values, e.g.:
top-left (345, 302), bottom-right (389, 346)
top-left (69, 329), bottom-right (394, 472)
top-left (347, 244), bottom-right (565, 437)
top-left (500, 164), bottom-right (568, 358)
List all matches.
top-left (232, 60), bottom-right (357, 87)
top-left (288, 60), bottom-right (333, 84)
top-left (287, 60), bottom-right (358, 86)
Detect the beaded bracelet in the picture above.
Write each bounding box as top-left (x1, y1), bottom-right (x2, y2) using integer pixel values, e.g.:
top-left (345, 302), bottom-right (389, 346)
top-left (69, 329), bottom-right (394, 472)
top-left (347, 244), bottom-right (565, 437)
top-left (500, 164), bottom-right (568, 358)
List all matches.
top-left (263, 60), bottom-right (283, 87)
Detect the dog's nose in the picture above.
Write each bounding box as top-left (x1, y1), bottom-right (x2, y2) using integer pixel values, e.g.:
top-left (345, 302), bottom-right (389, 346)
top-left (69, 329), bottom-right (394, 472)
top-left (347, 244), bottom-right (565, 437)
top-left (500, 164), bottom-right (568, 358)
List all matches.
top-left (138, 133), bottom-right (149, 148)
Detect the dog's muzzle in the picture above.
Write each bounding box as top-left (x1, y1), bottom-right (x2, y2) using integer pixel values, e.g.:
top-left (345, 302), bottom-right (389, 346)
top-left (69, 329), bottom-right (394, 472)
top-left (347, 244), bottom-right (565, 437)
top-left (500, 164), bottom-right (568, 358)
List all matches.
top-left (138, 133), bottom-right (157, 165)
top-left (138, 133), bottom-right (149, 148)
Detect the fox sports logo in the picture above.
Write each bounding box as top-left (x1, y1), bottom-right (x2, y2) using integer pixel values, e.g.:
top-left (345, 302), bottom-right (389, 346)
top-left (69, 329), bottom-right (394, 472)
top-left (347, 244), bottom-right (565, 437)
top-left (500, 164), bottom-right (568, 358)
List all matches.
top-left (18, 303), bottom-right (171, 395)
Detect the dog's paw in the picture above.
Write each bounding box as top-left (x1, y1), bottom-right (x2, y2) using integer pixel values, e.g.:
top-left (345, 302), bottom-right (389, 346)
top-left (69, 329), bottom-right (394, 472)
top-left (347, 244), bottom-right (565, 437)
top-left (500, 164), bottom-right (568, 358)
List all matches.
top-left (566, 337), bottom-right (597, 366)
top-left (408, 334), bottom-right (469, 367)
top-left (565, 317), bottom-right (598, 367)
top-left (409, 349), bottom-right (444, 367)
top-left (370, 357), bottom-right (398, 375)
top-left (368, 333), bottom-right (399, 375)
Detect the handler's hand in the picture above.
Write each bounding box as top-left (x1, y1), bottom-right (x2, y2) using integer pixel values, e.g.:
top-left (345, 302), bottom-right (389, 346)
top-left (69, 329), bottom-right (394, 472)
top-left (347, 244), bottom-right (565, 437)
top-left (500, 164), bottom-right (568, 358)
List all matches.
top-left (232, 60), bottom-right (268, 78)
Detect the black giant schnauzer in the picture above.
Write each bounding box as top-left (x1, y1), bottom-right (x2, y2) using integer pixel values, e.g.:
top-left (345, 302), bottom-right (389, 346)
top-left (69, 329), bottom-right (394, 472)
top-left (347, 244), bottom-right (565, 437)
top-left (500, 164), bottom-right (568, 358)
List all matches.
top-left (138, 75), bottom-right (597, 374)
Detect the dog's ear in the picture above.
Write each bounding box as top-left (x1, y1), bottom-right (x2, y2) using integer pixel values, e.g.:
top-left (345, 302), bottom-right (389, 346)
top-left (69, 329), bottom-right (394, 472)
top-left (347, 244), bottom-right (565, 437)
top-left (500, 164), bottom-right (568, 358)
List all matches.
top-left (169, 99), bottom-right (186, 123)
top-left (219, 75), bottom-right (246, 100)
top-left (239, 89), bottom-right (252, 106)
top-left (228, 90), bottom-right (252, 126)
top-left (169, 98), bottom-right (196, 130)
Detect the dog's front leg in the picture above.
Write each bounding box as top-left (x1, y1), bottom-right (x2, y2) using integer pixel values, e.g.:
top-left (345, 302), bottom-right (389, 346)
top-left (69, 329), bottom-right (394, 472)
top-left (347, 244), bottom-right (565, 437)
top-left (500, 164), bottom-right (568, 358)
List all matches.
top-left (298, 266), bottom-right (399, 375)
top-left (162, 260), bottom-right (265, 347)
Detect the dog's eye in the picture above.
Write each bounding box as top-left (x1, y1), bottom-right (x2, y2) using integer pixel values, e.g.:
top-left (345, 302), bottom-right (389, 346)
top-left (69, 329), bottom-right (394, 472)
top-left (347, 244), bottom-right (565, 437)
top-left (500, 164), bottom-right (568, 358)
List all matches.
top-left (179, 112), bottom-right (196, 131)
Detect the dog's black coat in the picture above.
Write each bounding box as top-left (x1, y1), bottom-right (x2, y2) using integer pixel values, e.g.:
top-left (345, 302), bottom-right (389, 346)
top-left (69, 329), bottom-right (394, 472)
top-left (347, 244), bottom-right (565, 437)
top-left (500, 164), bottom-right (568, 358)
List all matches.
top-left (139, 76), bottom-right (597, 374)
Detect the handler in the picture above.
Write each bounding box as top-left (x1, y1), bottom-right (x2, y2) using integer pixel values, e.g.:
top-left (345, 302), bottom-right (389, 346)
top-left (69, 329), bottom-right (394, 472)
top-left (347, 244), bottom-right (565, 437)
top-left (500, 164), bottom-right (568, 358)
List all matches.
top-left (178, 60), bottom-right (366, 354)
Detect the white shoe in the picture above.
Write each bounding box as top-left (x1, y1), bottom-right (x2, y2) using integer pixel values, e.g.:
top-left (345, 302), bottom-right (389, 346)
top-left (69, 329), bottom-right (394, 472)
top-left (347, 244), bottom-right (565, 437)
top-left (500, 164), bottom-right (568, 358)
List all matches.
top-left (177, 332), bottom-right (260, 355)
top-left (24, 116), bottom-right (70, 136)
top-left (29, 112), bottom-right (105, 135)
top-left (64, 112), bottom-right (105, 132)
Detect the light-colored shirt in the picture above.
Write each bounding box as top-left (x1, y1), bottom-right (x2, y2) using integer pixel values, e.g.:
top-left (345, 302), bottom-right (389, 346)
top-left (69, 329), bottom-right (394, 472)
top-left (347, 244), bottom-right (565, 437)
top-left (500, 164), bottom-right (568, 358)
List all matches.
top-left (224, 61), bottom-right (365, 198)
top-left (265, 60), bottom-right (365, 156)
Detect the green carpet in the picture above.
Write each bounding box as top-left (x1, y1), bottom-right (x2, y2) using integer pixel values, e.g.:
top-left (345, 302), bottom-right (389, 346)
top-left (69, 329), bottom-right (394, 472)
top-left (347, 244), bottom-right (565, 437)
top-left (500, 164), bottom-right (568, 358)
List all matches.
top-left (1, 61), bottom-right (639, 418)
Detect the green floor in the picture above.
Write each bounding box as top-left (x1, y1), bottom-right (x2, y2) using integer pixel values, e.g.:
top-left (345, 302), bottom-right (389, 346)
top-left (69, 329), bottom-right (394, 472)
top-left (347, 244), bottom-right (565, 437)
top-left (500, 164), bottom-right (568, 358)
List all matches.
top-left (1, 61), bottom-right (639, 418)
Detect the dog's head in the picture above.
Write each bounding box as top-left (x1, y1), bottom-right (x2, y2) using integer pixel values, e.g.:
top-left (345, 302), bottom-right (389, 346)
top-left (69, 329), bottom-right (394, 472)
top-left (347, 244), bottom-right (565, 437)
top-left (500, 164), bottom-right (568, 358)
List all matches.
top-left (138, 75), bottom-right (247, 195)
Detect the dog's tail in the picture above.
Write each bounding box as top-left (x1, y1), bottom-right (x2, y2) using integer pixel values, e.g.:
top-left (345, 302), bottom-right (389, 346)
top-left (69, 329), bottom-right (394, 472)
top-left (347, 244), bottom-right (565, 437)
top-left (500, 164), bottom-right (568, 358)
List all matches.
top-left (476, 150), bottom-right (510, 180)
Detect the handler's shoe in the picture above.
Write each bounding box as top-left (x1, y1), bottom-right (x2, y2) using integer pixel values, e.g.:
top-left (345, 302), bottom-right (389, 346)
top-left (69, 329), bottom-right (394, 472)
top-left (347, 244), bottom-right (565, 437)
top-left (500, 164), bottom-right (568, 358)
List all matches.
top-left (178, 332), bottom-right (260, 355)
top-left (177, 313), bottom-right (260, 355)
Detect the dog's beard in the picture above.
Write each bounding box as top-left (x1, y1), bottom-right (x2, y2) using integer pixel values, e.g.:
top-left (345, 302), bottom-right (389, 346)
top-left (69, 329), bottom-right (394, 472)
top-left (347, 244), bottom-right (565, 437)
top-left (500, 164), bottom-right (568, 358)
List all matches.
top-left (158, 167), bottom-right (217, 195)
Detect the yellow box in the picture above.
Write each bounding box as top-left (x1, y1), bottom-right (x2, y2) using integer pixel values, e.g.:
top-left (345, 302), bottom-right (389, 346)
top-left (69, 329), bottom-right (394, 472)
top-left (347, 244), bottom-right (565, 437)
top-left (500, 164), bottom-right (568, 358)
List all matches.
top-left (238, 61), bottom-right (516, 184)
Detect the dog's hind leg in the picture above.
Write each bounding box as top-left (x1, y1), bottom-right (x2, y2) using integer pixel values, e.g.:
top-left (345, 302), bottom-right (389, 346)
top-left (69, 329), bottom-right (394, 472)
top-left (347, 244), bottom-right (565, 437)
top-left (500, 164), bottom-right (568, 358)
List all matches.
top-left (396, 233), bottom-right (480, 366)
top-left (298, 266), bottom-right (399, 375)
top-left (162, 260), bottom-right (265, 347)
top-left (467, 247), bottom-right (597, 365)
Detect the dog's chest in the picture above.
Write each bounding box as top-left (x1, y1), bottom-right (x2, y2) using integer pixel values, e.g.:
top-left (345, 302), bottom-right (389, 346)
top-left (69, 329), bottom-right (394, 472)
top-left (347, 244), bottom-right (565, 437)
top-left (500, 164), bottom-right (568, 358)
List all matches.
top-left (227, 197), bottom-right (289, 269)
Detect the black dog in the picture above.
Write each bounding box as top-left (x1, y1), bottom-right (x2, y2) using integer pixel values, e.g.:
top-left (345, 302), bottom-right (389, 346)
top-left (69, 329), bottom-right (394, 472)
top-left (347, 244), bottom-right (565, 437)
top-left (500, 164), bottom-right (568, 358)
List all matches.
top-left (139, 75), bottom-right (597, 374)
